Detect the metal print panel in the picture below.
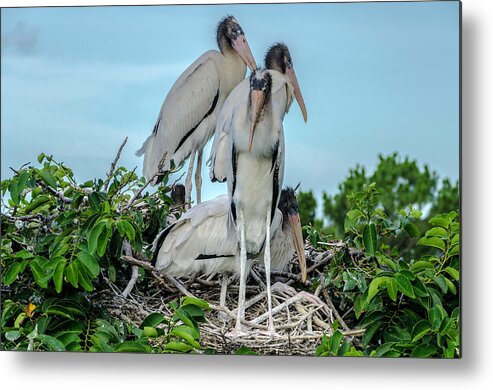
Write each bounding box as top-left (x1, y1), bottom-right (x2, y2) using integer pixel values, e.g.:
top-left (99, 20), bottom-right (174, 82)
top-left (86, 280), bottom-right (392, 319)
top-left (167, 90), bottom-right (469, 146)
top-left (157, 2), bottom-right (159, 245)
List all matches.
top-left (1, 1), bottom-right (461, 357)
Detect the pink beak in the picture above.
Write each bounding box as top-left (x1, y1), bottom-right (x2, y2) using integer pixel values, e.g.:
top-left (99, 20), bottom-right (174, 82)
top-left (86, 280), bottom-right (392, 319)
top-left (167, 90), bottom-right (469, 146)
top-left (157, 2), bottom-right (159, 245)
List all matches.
top-left (248, 89), bottom-right (265, 153)
top-left (286, 67), bottom-right (308, 122)
top-left (232, 35), bottom-right (257, 72)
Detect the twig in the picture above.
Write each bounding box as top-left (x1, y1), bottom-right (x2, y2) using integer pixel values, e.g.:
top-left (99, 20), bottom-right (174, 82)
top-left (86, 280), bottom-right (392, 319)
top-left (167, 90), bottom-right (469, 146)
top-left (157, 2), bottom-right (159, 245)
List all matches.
top-left (120, 153), bottom-right (167, 212)
top-left (104, 137), bottom-right (128, 191)
top-left (121, 241), bottom-right (139, 298)
top-left (319, 274), bottom-right (350, 332)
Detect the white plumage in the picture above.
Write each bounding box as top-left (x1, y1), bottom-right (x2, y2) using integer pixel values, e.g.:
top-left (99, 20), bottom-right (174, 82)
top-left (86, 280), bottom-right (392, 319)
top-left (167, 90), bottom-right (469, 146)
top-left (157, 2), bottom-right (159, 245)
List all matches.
top-left (152, 188), bottom-right (306, 285)
top-left (137, 16), bottom-right (256, 205)
top-left (209, 43), bottom-right (307, 183)
top-left (224, 68), bottom-right (298, 335)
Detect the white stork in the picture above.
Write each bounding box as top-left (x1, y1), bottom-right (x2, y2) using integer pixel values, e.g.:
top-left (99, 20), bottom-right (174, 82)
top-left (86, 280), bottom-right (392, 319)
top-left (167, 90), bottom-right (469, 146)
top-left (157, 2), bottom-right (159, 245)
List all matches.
top-left (226, 68), bottom-right (303, 336)
top-left (137, 16), bottom-right (256, 207)
top-left (151, 187), bottom-right (307, 307)
top-left (209, 42), bottom-right (307, 183)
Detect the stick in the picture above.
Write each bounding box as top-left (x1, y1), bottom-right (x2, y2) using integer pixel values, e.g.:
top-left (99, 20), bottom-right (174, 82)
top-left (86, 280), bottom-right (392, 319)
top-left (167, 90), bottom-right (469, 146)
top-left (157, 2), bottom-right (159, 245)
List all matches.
top-left (103, 137), bottom-right (128, 191)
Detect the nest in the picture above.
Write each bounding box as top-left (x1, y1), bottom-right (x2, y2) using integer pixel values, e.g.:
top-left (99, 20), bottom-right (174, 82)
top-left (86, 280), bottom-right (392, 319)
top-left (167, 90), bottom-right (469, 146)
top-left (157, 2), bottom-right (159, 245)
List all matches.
top-left (97, 242), bottom-right (362, 356)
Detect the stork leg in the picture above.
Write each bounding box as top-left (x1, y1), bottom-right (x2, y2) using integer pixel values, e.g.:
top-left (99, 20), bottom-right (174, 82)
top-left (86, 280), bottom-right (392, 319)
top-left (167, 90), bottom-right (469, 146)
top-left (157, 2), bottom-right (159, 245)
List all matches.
top-left (219, 272), bottom-right (229, 308)
top-left (184, 147), bottom-right (196, 210)
top-left (194, 149), bottom-right (203, 204)
top-left (227, 210), bottom-right (248, 338)
top-left (263, 207), bottom-right (277, 336)
top-left (217, 272), bottom-right (230, 322)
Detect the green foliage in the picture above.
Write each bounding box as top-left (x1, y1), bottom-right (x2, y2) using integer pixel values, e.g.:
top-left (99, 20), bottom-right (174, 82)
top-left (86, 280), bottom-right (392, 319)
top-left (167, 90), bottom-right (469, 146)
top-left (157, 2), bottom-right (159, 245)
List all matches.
top-left (315, 322), bottom-right (364, 357)
top-left (322, 153), bottom-right (458, 237)
top-left (298, 190), bottom-right (317, 227)
top-left (315, 181), bottom-right (460, 358)
top-left (0, 153), bottom-right (209, 353)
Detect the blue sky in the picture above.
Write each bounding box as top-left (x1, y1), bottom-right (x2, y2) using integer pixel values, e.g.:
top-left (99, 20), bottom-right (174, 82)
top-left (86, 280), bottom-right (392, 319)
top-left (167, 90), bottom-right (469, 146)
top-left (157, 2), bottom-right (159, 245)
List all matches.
top-left (1, 1), bottom-right (460, 205)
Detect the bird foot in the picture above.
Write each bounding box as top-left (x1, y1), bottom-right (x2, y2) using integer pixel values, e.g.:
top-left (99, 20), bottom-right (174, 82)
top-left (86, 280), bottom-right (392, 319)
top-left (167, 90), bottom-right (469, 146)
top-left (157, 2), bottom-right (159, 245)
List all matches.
top-left (216, 310), bottom-right (229, 322)
top-left (258, 327), bottom-right (280, 339)
top-left (225, 327), bottom-right (250, 339)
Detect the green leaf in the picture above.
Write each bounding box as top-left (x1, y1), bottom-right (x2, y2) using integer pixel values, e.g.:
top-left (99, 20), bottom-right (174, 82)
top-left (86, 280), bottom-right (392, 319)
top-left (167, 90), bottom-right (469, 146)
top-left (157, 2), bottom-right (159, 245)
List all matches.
top-left (3, 262), bottom-right (23, 285)
top-left (121, 220), bottom-right (135, 242)
top-left (37, 153), bottom-right (46, 163)
top-left (439, 317), bottom-right (454, 336)
top-left (425, 227), bottom-right (448, 239)
top-left (165, 341), bottom-right (194, 353)
top-left (87, 220), bottom-right (106, 255)
top-left (433, 274), bottom-right (448, 294)
top-left (374, 342), bottom-right (397, 357)
top-left (366, 276), bottom-right (389, 303)
top-left (53, 259), bottom-right (67, 293)
top-left (411, 320), bottom-right (432, 343)
top-left (329, 330), bottom-right (344, 355)
top-left (428, 307), bottom-right (443, 331)
top-left (411, 344), bottom-right (437, 358)
top-left (75, 261), bottom-right (93, 291)
top-left (37, 334), bottom-right (66, 351)
top-left (448, 245), bottom-right (460, 257)
top-left (9, 180), bottom-right (20, 205)
top-left (170, 328), bottom-right (201, 349)
top-left (362, 320), bottom-right (382, 347)
top-left (5, 330), bottom-right (22, 341)
top-left (235, 346), bottom-right (257, 355)
top-left (386, 278), bottom-right (398, 301)
top-left (181, 296), bottom-right (210, 309)
top-left (395, 273), bottom-right (415, 298)
top-left (411, 261), bottom-right (435, 272)
top-left (65, 262), bottom-right (79, 288)
top-left (142, 326), bottom-right (158, 338)
top-left (97, 224), bottom-right (111, 257)
top-left (38, 171), bottom-right (57, 188)
top-left (417, 237), bottom-right (445, 252)
top-left (428, 216), bottom-right (450, 229)
top-left (444, 277), bottom-right (457, 295)
top-left (24, 195), bottom-right (51, 213)
top-left (76, 251), bottom-right (100, 278)
top-left (141, 313), bottom-right (166, 328)
top-left (363, 223), bottom-right (378, 256)
top-left (114, 341), bottom-right (150, 353)
top-left (404, 222), bottom-right (420, 238)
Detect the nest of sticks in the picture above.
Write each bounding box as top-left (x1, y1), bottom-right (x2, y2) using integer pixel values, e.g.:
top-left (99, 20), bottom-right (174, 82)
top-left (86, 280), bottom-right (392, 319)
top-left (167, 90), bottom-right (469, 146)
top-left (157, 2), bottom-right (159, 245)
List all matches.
top-left (96, 241), bottom-right (364, 356)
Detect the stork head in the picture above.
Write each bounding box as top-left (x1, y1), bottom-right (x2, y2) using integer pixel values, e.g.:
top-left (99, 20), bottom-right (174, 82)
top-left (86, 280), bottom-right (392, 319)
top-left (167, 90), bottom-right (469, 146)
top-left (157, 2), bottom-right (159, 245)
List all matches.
top-left (248, 69), bottom-right (272, 153)
top-left (279, 187), bottom-right (307, 283)
top-left (217, 16), bottom-right (257, 71)
top-left (264, 43), bottom-right (308, 123)
top-left (171, 184), bottom-right (185, 207)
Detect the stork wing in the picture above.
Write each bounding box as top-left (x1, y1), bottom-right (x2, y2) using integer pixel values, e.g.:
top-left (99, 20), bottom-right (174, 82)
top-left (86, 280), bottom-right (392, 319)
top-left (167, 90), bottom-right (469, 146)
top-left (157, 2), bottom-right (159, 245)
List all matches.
top-left (152, 195), bottom-right (237, 277)
top-left (138, 50), bottom-right (222, 179)
top-left (208, 78), bottom-right (249, 183)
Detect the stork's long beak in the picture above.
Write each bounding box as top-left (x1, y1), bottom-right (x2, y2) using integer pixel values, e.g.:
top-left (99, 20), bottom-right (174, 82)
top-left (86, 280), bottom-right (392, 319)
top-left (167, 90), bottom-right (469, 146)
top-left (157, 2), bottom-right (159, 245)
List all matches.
top-left (232, 35), bottom-right (257, 72)
top-left (248, 89), bottom-right (265, 153)
top-left (286, 67), bottom-right (308, 122)
top-left (288, 212), bottom-right (307, 283)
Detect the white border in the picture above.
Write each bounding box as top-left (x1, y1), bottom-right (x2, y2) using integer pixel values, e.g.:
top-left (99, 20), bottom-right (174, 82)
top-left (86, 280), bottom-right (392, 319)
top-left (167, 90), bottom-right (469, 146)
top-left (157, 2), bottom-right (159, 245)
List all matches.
top-left (2, 1), bottom-right (492, 389)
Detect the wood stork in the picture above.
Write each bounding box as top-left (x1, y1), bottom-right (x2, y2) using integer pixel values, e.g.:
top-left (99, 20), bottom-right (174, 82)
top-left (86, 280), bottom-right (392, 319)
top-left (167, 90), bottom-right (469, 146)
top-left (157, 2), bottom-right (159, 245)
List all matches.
top-left (151, 187), bottom-right (307, 305)
top-left (137, 16), bottom-right (256, 207)
top-left (226, 68), bottom-right (301, 336)
top-left (209, 42), bottom-right (307, 183)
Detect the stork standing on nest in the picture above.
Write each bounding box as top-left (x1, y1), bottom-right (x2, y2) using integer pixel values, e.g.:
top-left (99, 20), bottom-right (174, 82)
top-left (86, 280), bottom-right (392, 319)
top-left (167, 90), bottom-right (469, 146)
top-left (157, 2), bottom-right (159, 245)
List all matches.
top-left (209, 43), bottom-right (307, 183)
top-left (137, 16), bottom-right (256, 207)
top-left (226, 68), bottom-right (304, 336)
top-left (151, 186), bottom-right (307, 308)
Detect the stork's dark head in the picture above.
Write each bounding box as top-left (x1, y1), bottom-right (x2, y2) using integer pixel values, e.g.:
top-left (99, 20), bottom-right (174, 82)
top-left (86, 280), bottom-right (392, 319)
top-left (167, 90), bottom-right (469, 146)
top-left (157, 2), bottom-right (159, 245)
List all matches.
top-left (216, 16), bottom-right (256, 71)
top-left (247, 69), bottom-right (272, 152)
top-left (171, 184), bottom-right (185, 207)
top-left (278, 186), bottom-right (307, 282)
top-left (265, 43), bottom-right (292, 74)
top-left (264, 42), bottom-right (308, 123)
